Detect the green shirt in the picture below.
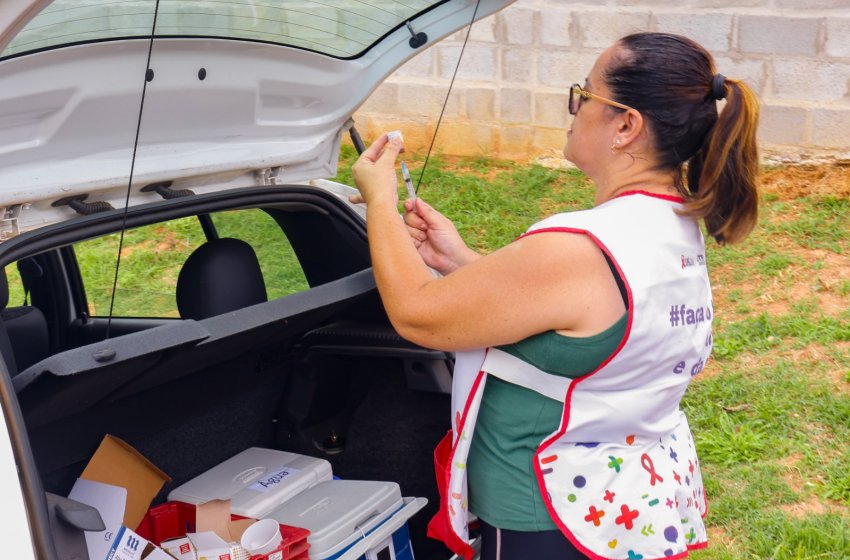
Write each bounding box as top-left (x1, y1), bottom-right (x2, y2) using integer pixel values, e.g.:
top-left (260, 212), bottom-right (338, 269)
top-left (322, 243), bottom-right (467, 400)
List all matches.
top-left (467, 313), bottom-right (628, 531)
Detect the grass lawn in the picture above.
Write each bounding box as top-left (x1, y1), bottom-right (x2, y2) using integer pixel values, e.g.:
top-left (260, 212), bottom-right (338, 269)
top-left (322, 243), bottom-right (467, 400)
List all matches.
top-left (15, 146), bottom-right (844, 559)
top-left (336, 147), bottom-right (850, 559)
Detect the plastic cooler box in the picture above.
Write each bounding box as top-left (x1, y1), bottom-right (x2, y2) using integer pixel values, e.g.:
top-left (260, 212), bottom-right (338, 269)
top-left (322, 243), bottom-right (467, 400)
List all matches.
top-left (265, 480), bottom-right (427, 560)
top-left (167, 447), bottom-right (332, 517)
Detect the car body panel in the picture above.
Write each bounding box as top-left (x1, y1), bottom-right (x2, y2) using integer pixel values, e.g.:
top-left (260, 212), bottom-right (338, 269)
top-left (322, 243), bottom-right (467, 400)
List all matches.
top-left (0, 1), bottom-right (516, 558)
top-left (0, 408), bottom-right (36, 558)
top-left (0, 0), bottom-right (513, 237)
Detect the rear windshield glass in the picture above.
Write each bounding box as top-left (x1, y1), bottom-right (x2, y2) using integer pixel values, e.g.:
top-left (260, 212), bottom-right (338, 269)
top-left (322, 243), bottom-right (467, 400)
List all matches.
top-left (3, 0), bottom-right (441, 59)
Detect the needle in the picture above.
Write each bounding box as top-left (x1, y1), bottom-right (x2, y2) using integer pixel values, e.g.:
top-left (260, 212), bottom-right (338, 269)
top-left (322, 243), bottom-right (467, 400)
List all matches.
top-left (401, 160), bottom-right (416, 203)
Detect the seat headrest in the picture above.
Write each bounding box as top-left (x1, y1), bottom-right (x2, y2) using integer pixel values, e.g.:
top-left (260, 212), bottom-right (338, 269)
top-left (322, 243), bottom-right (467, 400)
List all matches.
top-left (176, 238), bottom-right (268, 320)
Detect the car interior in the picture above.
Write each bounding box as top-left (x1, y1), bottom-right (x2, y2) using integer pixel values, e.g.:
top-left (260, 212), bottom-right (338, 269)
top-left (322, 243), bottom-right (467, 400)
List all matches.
top-left (0, 184), bottom-right (454, 559)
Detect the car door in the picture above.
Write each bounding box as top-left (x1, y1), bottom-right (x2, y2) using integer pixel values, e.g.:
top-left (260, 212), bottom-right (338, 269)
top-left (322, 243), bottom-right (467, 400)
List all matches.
top-left (0, 2), bottom-right (517, 557)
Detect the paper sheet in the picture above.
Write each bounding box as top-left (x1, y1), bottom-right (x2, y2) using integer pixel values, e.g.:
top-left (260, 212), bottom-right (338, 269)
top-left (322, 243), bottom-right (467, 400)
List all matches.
top-left (69, 478), bottom-right (127, 560)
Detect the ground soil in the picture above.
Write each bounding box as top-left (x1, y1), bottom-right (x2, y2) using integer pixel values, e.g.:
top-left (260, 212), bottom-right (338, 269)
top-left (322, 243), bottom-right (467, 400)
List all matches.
top-left (760, 161), bottom-right (850, 199)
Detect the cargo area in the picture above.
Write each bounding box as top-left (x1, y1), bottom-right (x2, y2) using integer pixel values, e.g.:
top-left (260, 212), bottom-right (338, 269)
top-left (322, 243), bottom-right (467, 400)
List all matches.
top-left (0, 188), bottom-right (455, 559)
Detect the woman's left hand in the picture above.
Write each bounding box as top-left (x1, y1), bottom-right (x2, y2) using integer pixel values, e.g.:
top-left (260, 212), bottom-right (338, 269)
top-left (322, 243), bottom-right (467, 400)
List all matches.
top-left (350, 133), bottom-right (403, 205)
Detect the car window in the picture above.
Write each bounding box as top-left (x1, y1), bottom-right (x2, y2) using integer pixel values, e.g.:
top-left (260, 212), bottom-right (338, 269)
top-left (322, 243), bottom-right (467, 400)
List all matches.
top-left (76, 216), bottom-right (206, 318)
top-left (3, 265), bottom-right (26, 307)
top-left (75, 209), bottom-right (308, 318)
top-left (2, 0), bottom-right (441, 59)
top-left (210, 209), bottom-right (309, 300)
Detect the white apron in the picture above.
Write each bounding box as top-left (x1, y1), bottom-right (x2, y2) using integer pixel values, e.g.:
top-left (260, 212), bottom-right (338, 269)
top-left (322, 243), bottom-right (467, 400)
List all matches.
top-left (428, 192), bottom-right (712, 560)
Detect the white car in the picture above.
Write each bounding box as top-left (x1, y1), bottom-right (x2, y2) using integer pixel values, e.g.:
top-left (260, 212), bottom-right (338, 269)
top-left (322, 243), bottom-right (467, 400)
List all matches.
top-left (0, 1), bottom-right (513, 558)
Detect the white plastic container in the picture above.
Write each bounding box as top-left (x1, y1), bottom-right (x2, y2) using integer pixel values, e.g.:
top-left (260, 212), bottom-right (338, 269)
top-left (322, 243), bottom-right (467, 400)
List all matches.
top-left (167, 447), bottom-right (332, 518)
top-left (266, 480), bottom-right (427, 560)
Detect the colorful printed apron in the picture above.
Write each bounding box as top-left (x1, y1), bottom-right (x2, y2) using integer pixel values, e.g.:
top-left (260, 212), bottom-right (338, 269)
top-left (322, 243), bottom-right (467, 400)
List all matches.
top-left (428, 192), bottom-right (712, 560)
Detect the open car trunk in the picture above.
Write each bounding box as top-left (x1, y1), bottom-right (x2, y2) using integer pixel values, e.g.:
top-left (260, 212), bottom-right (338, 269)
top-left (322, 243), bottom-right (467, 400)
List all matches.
top-left (0, 185), bottom-right (455, 559)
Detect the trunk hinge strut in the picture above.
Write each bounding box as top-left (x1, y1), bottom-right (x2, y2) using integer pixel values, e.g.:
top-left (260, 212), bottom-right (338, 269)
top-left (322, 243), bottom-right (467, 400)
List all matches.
top-left (255, 166), bottom-right (284, 186)
top-left (0, 204), bottom-right (26, 240)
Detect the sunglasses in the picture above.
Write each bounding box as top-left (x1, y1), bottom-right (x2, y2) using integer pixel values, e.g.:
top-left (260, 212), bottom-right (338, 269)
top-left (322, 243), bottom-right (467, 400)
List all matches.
top-left (569, 83), bottom-right (635, 115)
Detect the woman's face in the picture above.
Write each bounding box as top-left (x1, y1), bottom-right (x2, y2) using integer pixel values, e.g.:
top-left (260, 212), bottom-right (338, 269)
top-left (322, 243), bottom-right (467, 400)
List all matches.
top-left (562, 45), bottom-right (623, 175)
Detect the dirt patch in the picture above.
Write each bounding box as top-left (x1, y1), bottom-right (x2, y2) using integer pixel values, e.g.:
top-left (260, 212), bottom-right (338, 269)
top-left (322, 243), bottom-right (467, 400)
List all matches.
top-left (119, 239), bottom-right (152, 258)
top-left (154, 229), bottom-right (183, 253)
top-left (706, 525), bottom-right (737, 551)
top-left (716, 343), bottom-right (850, 393)
top-left (761, 162), bottom-right (850, 199)
top-left (778, 454), bottom-right (845, 518)
top-left (710, 247), bottom-right (849, 319)
top-left (779, 453), bottom-right (807, 493)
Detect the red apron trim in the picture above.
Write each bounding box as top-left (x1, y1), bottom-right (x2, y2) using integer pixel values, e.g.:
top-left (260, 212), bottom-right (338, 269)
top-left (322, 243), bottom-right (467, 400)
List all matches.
top-left (520, 227), bottom-right (641, 559)
top-left (614, 190), bottom-right (686, 203)
top-left (427, 368), bottom-right (487, 560)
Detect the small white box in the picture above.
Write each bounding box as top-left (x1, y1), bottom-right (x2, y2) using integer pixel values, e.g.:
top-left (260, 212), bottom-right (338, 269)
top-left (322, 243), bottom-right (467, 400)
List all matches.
top-left (266, 480), bottom-right (426, 560)
top-left (106, 526), bottom-right (150, 560)
top-left (106, 527), bottom-right (175, 560)
top-left (161, 536), bottom-right (196, 560)
top-left (187, 531), bottom-right (232, 560)
top-left (167, 448), bottom-right (332, 518)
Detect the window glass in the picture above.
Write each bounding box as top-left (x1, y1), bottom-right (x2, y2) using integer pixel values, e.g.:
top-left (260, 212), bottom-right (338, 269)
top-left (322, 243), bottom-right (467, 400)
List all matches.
top-left (76, 216), bottom-right (205, 318)
top-left (3, 0), bottom-right (440, 59)
top-left (3, 265), bottom-right (26, 307)
top-left (211, 209), bottom-right (309, 299)
top-left (75, 209), bottom-right (308, 318)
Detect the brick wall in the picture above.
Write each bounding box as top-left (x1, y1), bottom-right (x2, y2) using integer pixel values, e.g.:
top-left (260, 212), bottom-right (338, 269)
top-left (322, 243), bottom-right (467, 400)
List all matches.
top-left (353, 0), bottom-right (850, 160)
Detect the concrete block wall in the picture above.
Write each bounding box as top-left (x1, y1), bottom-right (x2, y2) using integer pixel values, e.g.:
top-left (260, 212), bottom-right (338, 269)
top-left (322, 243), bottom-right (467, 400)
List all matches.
top-left (353, 0), bottom-right (850, 160)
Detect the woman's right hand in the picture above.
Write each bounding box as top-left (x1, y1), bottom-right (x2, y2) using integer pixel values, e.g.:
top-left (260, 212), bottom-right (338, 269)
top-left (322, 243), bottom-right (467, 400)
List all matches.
top-left (403, 198), bottom-right (480, 275)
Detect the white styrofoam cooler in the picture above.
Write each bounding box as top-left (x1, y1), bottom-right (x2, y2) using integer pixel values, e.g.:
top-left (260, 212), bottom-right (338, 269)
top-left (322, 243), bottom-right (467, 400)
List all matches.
top-left (167, 447), bottom-right (332, 518)
top-left (266, 480), bottom-right (427, 560)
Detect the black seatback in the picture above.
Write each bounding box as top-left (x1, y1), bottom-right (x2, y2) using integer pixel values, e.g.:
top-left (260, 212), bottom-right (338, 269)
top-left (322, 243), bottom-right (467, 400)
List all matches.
top-left (0, 267), bottom-right (49, 374)
top-left (176, 238), bottom-right (267, 320)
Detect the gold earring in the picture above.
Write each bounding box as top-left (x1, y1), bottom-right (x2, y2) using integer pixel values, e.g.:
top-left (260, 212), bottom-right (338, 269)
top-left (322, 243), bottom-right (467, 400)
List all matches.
top-left (611, 139), bottom-right (621, 153)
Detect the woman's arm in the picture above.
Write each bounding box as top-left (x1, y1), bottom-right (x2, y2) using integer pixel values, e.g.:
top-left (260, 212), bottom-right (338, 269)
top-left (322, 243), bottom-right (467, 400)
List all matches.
top-left (403, 197), bottom-right (481, 275)
top-left (353, 135), bottom-right (624, 351)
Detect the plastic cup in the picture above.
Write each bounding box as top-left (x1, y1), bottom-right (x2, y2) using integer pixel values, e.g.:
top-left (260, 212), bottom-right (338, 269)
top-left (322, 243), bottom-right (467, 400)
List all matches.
top-left (240, 518), bottom-right (283, 555)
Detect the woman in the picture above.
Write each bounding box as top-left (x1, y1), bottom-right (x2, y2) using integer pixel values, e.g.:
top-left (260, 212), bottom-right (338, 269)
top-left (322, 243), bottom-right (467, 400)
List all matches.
top-left (351, 32), bottom-right (759, 560)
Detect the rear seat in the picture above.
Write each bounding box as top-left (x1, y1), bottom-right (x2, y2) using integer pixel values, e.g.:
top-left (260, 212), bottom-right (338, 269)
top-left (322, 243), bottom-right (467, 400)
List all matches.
top-left (15, 268), bottom-right (377, 494)
top-left (176, 237), bottom-right (267, 320)
top-left (0, 266), bottom-right (49, 374)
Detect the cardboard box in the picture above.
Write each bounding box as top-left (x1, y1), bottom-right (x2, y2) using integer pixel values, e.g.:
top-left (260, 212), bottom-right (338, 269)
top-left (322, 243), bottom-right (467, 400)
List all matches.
top-left (81, 435), bottom-right (171, 529)
top-left (70, 435), bottom-right (171, 560)
top-left (160, 536), bottom-right (196, 560)
top-left (186, 531), bottom-right (232, 560)
top-left (161, 499), bottom-right (256, 560)
top-left (106, 526), bottom-right (177, 560)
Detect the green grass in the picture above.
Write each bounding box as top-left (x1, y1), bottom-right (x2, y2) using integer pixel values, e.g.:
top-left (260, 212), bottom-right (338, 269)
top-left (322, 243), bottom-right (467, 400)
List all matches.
top-left (711, 311), bottom-right (850, 359)
top-left (354, 153), bottom-right (848, 559)
top-left (61, 209), bottom-right (310, 318)
top-left (7, 150), bottom-right (848, 558)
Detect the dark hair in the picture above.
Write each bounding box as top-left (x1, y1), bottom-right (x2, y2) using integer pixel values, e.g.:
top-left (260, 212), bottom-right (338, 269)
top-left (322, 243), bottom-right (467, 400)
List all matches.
top-left (604, 32), bottom-right (760, 245)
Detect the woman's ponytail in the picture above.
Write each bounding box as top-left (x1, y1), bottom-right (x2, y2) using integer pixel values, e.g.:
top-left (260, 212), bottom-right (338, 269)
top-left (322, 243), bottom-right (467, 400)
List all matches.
top-left (683, 78), bottom-right (760, 245)
top-left (607, 33), bottom-right (761, 245)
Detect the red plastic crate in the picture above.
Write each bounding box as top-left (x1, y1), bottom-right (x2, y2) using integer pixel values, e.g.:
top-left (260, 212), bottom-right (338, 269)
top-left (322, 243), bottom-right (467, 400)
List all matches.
top-left (248, 537), bottom-right (310, 560)
top-left (136, 501), bottom-right (196, 544)
top-left (137, 502), bottom-right (310, 560)
top-left (235, 514), bottom-right (310, 560)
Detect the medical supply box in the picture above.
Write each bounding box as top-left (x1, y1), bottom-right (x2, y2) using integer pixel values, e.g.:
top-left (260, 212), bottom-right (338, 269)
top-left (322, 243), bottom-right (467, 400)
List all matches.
top-left (167, 447), bottom-right (332, 518)
top-left (265, 480), bottom-right (427, 560)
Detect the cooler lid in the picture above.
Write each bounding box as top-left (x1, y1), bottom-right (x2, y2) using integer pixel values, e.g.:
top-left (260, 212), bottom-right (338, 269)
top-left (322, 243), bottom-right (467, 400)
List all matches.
top-left (168, 447), bottom-right (331, 507)
top-left (267, 480), bottom-right (403, 556)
